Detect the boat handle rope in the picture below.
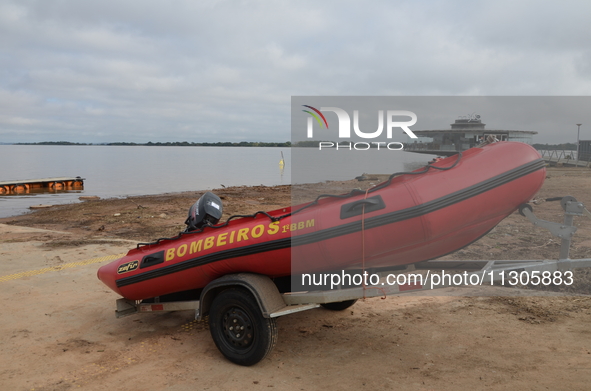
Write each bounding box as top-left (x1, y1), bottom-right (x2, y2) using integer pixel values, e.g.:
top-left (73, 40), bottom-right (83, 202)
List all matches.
top-left (136, 210), bottom-right (280, 248)
top-left (137, 152), bottom-right (463, 249)
top-left (277, 151), bottom-right (463, 219)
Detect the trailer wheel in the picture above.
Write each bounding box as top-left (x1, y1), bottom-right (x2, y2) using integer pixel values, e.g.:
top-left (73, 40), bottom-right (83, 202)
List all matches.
top-left (321, 299), bottom-right (358, 311)
top-left (209, 288), bottom-right (277, 366)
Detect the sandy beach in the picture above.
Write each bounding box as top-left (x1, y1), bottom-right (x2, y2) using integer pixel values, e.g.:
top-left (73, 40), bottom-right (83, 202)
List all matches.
top-left (1, 167), bottom-right (591, 390)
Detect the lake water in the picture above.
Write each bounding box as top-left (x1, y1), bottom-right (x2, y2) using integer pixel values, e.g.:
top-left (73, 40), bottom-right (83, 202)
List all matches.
top-left (0, 145), bottom-right (433, 218)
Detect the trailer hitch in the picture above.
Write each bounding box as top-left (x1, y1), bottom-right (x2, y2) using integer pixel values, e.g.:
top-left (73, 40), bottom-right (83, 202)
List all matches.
top-left (519, 196), bottom-right (589, 262)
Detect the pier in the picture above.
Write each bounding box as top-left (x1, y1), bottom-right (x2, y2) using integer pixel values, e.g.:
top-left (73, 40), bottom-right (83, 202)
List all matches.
top-left (539, 150), bottom-right (591, 168)
top-left (0, 177), bottom-right (85, 194)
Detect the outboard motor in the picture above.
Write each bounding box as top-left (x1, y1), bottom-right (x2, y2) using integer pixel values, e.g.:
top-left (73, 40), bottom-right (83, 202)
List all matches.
top-left (185, 192), bottom-right (223, 231)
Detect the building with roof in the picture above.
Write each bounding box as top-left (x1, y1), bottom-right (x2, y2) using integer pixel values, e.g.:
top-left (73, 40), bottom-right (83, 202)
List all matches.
top-left (405, 115), bottom-right (537, 156)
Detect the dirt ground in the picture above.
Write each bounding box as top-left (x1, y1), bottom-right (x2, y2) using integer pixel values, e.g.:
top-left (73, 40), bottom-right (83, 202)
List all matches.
top-left (1, 167), bottom-right (591, 390)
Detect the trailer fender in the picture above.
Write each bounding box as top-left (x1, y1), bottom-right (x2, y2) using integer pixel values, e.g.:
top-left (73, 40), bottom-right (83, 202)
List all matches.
top-left (198, 273), bottom-right (286, 320)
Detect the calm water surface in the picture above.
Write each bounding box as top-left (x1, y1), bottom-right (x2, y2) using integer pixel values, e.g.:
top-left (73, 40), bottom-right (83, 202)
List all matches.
top-left (0, 145), bottom-right (432, 218)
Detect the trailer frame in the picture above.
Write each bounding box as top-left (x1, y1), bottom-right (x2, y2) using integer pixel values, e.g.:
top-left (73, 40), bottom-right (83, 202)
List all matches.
top-left (112, 196), bottom-right (591, 365)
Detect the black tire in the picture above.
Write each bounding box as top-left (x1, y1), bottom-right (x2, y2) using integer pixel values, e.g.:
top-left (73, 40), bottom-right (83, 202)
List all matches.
top-left (321, 299), bottom-right (358, 311)
top-left (209, 288), bottom-right (277, 366)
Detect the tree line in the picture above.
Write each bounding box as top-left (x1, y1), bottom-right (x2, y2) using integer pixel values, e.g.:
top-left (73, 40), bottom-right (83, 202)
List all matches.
top-left (13, 141), bottom-right (578, 150)
top-left (14, 141), bottom-right (292, 147)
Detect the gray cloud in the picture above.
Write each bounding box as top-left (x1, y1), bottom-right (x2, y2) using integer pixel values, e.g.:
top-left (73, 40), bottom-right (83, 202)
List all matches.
top-left (0, 0), bottom-right (589, 144)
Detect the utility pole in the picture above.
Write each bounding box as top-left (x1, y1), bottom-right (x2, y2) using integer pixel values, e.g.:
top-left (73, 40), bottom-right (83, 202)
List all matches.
top-left (577, 123), bottom-right (582, 165)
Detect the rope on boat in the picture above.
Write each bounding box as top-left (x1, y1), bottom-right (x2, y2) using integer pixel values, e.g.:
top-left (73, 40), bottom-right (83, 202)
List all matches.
top-left (136, 152), bottom-right (463, 249)
top-left (136, 210), bottom-right (280, 248)
top-left (277, 151), bottom-right (463, 219)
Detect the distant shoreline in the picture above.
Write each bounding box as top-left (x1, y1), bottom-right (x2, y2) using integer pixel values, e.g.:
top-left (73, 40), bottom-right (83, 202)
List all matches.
top-left (4, 141), bottom-right (578, 151)
top-left (10, 141), bottom-right (291, 147)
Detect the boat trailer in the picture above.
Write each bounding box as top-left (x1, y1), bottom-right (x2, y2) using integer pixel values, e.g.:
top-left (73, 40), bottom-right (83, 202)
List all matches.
top-left (113, 196), bottom-right (591, 366)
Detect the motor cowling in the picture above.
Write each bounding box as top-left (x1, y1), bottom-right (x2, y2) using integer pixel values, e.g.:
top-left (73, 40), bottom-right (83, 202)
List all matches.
top-left (185, 192), bottom-right (223, 231)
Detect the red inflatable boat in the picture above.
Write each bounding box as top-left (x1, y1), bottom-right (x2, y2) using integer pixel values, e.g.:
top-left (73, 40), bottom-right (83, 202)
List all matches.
top-left (98, 141), bottom-right (546, 300)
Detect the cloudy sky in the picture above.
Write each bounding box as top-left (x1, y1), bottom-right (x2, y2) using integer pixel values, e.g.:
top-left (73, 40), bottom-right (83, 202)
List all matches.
top-left (1, 0), bottom-right (590, 144)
